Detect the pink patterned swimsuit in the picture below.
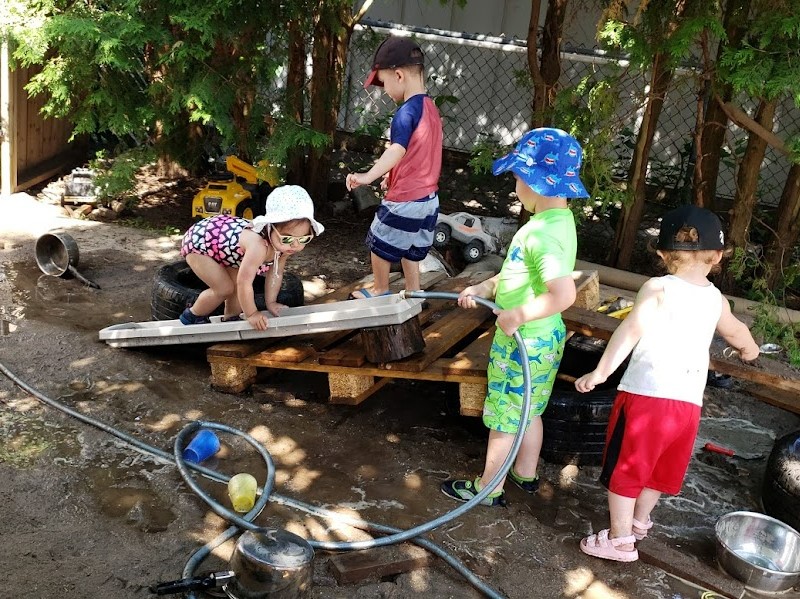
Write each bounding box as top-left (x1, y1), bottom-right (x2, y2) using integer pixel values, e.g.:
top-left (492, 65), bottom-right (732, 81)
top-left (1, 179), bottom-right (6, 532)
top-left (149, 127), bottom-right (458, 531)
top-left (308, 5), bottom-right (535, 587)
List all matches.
top-left (181, 215), bottom-right (272, 275)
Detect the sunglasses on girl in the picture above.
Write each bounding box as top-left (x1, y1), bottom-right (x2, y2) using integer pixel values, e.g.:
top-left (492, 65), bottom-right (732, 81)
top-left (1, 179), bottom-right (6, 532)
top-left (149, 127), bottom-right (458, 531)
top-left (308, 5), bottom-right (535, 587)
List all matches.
top-left (275, 231), bottom-right (314, 245)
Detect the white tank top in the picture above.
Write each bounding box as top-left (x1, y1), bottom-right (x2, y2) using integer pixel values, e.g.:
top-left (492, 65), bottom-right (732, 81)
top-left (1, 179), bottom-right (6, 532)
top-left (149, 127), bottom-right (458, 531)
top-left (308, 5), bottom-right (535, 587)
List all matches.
top-left (618, 275), bottom-right (722, 406)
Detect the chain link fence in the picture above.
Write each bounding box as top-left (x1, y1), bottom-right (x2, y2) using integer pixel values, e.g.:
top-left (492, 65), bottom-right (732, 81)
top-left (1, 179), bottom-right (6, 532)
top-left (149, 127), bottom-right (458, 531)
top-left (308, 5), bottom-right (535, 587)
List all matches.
top-left (341, 19), bottom-right (795, 206)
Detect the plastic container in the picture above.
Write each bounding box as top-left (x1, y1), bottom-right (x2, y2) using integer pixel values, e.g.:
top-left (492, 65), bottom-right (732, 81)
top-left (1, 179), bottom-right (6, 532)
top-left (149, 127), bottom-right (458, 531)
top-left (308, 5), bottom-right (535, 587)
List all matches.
top-left (228, 473), bottom-right (258, 513)
top-left (182, 429), bottom-right (220, 464)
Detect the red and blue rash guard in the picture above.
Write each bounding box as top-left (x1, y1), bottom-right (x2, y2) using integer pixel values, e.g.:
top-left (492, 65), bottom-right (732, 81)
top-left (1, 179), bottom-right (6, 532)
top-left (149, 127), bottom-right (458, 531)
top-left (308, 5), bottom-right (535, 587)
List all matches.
top-left (386, 94), bottom-right (443, 202)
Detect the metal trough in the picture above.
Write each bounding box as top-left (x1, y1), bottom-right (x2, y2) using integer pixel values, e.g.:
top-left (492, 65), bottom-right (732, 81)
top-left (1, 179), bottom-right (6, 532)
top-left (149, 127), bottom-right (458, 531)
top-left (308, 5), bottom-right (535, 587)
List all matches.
top-left (98, 294), bottom-right (425, 348)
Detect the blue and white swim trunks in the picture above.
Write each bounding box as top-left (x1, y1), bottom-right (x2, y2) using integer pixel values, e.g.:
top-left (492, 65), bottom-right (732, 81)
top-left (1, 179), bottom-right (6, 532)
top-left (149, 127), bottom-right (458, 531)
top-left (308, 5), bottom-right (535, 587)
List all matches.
top-left (365, 193), bottom-right (439, 263)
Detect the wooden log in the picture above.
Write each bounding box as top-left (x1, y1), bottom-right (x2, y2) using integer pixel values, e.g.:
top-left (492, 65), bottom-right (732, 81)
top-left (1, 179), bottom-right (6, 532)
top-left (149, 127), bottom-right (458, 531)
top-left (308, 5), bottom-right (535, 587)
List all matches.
top-left (360, 316), bottom-right (425, 363)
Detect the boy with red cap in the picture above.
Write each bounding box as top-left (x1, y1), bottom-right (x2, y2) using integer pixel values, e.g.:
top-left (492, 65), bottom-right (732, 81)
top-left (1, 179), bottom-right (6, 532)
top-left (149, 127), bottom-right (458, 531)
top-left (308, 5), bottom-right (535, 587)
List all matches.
top-left (346, 36), bottom-right (442, 299)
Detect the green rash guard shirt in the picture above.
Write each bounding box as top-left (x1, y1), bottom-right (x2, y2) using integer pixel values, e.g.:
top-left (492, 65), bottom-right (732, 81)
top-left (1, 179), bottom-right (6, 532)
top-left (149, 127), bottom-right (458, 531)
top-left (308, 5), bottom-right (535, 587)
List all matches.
top-left (493, 208), bottom-right (577, 338)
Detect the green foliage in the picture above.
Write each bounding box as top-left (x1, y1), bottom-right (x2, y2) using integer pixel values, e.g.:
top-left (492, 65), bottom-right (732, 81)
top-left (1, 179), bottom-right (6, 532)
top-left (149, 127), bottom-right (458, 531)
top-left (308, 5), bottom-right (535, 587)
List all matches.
top-left (260, 117), bottom-right (331, 174)
top-left (89, 146), bottom-right (155, 203)
top-left (9, 0), bottom-right (287, 170)
top-left (598, 0), bottom-right (723, 69)
top-left (551, 73), bottom-right (631, 216)
top-left (720, 7), bottom-right (800, 101)
top-left (729, 245), bottom-right (800, 367)
top-left (353, 107), bottom-right (392, 139)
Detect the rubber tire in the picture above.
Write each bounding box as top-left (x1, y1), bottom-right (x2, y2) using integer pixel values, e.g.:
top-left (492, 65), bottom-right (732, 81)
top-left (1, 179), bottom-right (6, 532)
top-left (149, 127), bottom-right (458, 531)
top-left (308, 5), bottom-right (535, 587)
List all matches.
top-left (433, 223), bottom-right (451, 248)
top-left (761, 430), bottom-right (800, 532)
top-left (462, 240), bottom-right (484, 263)
top-left (540, 336), bottom-right (622, 466)
top-left (235, 199), bottom-right (258, 221)
top-left (150, 260), bottom-right (304, 321)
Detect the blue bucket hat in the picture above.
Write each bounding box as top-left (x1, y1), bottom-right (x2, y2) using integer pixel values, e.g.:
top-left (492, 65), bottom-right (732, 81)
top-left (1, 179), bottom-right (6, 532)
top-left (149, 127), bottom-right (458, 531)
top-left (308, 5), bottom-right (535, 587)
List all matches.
top-left (492, 128), bottom-right (589, 199)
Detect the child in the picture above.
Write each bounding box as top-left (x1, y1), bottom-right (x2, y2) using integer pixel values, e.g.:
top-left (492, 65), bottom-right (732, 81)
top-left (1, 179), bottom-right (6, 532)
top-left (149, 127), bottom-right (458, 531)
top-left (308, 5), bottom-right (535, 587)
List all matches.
top-left (178, 185), bottom-right (323, 330)
top-left (574, 204), bottom-right (759, 562)
top-left (441, 128), bottom-right (589, 506)
top-left (345, 35), bottom-right (442, 299)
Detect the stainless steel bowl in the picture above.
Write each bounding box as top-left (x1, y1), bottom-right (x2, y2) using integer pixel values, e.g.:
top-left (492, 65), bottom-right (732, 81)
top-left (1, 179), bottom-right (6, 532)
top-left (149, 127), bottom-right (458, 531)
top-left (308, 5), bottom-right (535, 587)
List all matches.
top-left (716, 511), bottom-right (800, 593)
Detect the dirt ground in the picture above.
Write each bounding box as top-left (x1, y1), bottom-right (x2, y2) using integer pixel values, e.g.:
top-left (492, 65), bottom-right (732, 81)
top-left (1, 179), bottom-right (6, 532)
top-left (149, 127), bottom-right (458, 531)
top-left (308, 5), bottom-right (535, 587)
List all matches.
top-left (1, 176), bottom-right (800, 599)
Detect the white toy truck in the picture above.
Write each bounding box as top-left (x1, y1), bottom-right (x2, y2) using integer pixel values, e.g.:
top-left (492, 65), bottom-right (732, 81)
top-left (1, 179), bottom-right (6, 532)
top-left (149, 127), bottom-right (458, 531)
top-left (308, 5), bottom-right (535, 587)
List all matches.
top-left (433, 212), bottom-right (496, 263)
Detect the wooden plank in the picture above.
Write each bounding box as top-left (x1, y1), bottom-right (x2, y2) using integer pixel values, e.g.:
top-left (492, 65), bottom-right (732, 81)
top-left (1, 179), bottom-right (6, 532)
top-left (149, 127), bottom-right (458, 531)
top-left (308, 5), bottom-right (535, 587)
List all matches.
top-left (255, 271), bottom-right (445, 364)
top-left (329, 376), bottom-right (391, 406)
top-left (638, 538), bottom-right (745, 599)
top-left (562, 305), bottom-right (620, 340)
top-left (442, 327), bottom-right (494, 376)
top-left (208, 353), bottom-right (487, 384)
top-left (328, 544), bottom-right (432, 584)
top-left (206, 274), bottom-right (401, 359)
top-left (384, 305), bottom-right (492, 372)
top-left (709, 357), bottom-right (800, 396)
top-left (739, 382), bottom-right (800, 415)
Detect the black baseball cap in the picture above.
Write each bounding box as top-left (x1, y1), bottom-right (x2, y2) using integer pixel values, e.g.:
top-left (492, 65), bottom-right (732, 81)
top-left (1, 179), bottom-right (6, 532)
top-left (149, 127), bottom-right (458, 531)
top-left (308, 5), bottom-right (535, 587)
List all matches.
top-left (656, 205), bottom-right (725, 250)
top-left (363, 36), bottom-right (424, 88)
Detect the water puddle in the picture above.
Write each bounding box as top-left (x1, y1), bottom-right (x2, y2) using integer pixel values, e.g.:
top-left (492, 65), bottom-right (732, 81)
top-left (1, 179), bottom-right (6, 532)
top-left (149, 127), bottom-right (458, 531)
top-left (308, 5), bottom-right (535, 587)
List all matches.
top-left (1, 253), bottom-right (151, 331)
top-left (86, 460), bottom-right (178, 533)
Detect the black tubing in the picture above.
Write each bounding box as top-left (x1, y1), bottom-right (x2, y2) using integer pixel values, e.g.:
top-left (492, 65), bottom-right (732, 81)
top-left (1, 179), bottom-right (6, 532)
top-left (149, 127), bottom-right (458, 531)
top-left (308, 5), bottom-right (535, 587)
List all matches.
top-left (0, 291), bottom-right (532, 599)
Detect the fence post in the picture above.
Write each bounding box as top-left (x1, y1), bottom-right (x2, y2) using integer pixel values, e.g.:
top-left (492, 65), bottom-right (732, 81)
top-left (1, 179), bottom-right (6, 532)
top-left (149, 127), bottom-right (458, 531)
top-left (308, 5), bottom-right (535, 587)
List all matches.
top-left (1, 40), bottom-right (17, 196)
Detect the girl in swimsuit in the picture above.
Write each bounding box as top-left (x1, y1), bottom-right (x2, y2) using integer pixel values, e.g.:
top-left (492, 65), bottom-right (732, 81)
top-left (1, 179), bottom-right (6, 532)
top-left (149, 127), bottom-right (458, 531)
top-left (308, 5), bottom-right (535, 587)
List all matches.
top-left (179, 185), bottom-right (324, 331)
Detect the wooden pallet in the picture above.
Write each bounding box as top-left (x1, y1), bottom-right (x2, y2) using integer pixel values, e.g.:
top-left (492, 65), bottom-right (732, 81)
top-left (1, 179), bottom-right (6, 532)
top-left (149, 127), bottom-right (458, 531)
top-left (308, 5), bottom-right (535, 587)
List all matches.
top-left (206, 269), bottom-right (605, 414)
top-left (206, 269), bottom-right (499, 404)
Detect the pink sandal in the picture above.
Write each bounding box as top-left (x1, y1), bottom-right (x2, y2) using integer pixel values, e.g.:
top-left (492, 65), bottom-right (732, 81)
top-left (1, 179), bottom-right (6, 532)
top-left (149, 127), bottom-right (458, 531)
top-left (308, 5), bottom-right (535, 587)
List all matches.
top-left (632, 517), bottom-right (653, 541)
top-left (580, 529), bottom-right (639, 562)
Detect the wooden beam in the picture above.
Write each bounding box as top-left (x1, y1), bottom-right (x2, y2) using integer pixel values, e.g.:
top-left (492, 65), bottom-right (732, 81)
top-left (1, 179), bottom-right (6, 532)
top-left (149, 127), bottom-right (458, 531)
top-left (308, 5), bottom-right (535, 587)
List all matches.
top-left (719, 98), bottom-right (790, 156)
top-left (1, 40), bottom-right (17, 195)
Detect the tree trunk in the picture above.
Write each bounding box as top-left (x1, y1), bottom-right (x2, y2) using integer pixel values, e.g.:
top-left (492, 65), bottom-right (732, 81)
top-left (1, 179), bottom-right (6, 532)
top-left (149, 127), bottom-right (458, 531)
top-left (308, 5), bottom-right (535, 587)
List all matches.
top-left (306, 4), bottom-right (353, 206)
top-left (693, 0), bottom-right (750, 210)
top-left (720, 98), bottom-right (777, 291)
top-left (764, 163), bottom-right (800, 289)
top-left (360, 317), bottom-right (426, 363)
top-left (609, 52), bottom-right (674, 269)
top-left (522, 0), bottom-right (567, 227)
top-left (284, 20), bottom-right (307, 185)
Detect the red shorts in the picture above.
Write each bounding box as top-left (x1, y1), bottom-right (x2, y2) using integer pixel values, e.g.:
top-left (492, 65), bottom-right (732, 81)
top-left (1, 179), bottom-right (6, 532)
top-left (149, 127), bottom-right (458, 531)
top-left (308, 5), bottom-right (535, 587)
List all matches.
top-left (600, 390), bottom-right (701, 498)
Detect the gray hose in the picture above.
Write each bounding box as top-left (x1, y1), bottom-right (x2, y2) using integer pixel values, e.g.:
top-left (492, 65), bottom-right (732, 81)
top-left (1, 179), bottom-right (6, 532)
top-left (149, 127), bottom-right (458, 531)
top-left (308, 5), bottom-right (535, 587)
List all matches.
top-left (0, 291), bottom-right (532, 599)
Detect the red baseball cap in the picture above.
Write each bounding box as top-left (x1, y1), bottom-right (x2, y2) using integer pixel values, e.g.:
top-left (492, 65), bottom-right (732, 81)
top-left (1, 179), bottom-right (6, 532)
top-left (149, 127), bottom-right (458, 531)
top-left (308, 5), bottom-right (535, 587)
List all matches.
top-left (363, 36), bottom-right (425, 88)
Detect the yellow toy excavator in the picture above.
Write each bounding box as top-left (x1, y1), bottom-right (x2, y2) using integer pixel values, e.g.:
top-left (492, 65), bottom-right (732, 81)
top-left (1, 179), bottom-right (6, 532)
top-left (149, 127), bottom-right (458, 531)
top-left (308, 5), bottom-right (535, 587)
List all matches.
top-left (191, 156), bottom-right (281, 221)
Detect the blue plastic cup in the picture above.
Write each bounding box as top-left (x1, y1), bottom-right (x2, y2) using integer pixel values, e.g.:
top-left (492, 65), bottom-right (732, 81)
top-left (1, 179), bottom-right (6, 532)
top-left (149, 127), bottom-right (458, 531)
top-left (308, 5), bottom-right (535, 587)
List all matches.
top-left (183, 429), bottom-right (221, 464)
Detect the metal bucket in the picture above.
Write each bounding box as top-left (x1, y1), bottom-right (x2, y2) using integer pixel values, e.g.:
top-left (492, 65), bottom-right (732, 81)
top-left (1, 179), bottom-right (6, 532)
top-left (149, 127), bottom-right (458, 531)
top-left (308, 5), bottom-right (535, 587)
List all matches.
top-left (35, 230), bottom-right (80, 277)
top-left (34, 231), bottom-right (100, 288)
top-left (225, 529), bottom-right (314, 599)
top-left (716, 511), bottom-right (800, 593)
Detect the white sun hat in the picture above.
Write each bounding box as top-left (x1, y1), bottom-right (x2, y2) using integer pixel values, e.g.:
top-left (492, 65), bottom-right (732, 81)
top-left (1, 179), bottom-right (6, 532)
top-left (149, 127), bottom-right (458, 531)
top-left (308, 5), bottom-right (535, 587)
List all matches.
top-left (251, 185), bottom-right (325, 236)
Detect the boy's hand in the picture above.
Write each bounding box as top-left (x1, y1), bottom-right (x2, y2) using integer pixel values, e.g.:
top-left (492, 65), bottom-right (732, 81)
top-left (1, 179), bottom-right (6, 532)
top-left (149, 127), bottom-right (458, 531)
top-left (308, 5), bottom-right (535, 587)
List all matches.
top-left (458, 283), bottom-right (489, 309)
top-left (575, 370), bottom-right (607, 393)
top-left (380, 173), bottom-right (389, 191)
top-left (493, 307), bottom-right (522, 337)
top-left (346, 173), bottom-right (370, 191)
top-left (247, 312), bottom-right (268, 331)
top-left (739, 342), bottom-right (760, 362)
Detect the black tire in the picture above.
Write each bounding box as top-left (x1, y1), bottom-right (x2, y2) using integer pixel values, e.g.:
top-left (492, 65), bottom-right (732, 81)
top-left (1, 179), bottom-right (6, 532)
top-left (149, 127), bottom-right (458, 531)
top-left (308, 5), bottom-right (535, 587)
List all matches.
top-left (150, 260), bottom-right (304, 321)
top-left (462, 240), bottom-right (484, 263)
top-left (235, 199), bottom-right (258, 220)
top-left (540, 336), bottom-right (621, 466)
top-left (541, 448), bottom-right (604, 467)
top-left (761, 430), bottom-right (800, 532)
top-left (433, 223), bottom-right (452, 248)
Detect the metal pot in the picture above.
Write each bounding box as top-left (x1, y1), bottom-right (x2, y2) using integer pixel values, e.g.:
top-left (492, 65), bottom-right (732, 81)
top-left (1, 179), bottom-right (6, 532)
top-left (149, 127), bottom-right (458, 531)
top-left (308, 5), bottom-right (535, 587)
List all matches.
top-left (225, 529), bottom-right (314, 599)
top-left (715, 511), bottom-right (800, 593)
top-left (35, 230), bottom-right (80, 277)
top-left (34, 231), bottom-right (100, 288)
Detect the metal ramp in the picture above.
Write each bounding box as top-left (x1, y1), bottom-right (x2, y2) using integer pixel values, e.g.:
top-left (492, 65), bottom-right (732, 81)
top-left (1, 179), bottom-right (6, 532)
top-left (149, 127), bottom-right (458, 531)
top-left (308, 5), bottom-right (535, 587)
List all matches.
top-left (99, 294), bottom-right (424, 348)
